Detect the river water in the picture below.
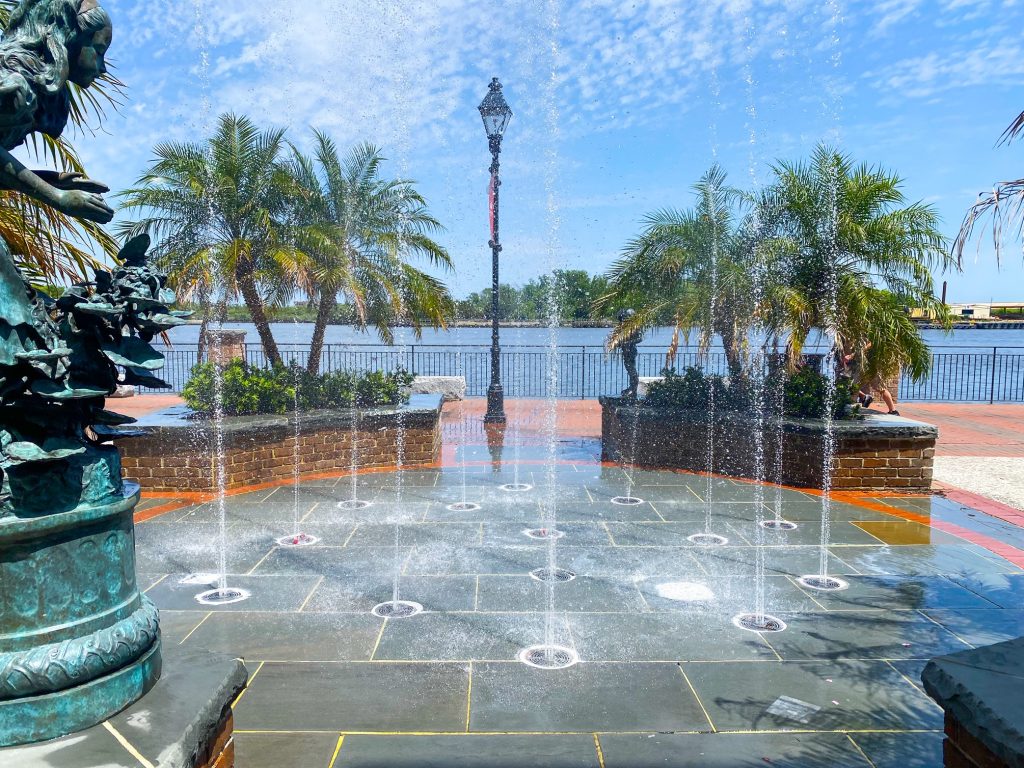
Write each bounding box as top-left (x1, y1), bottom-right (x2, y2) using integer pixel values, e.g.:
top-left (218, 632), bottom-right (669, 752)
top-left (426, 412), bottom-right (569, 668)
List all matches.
top-left (165, 323), bottom-right (1024, 351)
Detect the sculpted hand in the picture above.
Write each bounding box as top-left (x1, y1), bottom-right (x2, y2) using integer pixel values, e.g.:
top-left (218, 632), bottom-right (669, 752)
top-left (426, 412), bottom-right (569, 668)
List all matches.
top-left (36, 171), bottom-right (110, 194)
top-left (57, 189), bottom-right (115, 224)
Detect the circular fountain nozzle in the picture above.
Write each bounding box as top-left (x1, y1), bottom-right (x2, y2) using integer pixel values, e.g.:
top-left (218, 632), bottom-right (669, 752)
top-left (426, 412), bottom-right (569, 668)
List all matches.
top-left (529, 567), bottom-right (576, 583)
top-left (195, 587), bottom-right (251, 606)
top-left (518, 644), bottom-right (579, 670)
top-left (523, 528), bottom-right (564, 540)
top-left (611, 496), bottom-right (644, 506)
top-left (446, 502), bottom-right (481, 512)
top-left (337, 499), bottom-right (372, 510)
top-left (501, 483), bottom-right (534, 492)
top-left (760, 519), bottom-right (798, 531)
top-left (371, 600), bottom-right (423, 618)
top-left (687, 533), bottom-right (729, 546)
top-left (732, 613), bottom-right (787, 633)
top-left (275, 532), bottom-right (319, 547)
top-left (797, 575), bottom-right (849, 591)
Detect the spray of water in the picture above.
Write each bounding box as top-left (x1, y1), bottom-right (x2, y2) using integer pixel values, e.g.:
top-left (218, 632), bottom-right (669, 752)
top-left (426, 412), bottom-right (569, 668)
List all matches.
top-left (817, 0), bottom-right (845, 580)
top-left (188, 0), bottom-right (235, 599)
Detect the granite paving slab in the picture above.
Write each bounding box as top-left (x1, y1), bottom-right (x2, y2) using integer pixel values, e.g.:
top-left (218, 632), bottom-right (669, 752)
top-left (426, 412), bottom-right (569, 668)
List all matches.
top-left (836, 544), bottom-right (1022, 577)
top-left (791, 575), bottom-right (1000, 611)
top-left (849, 732), bottom-right (945, 768)
top-left (332, 734), bottom-right (600, 768)
top-left (946, 572), bottom-right (1024, 608)
top-left (303, 574), bottom-right (478, 613)
top-left (634, 575), bottom-right (821, 613)
top-left (233, 662), bottom-right (469, 732)
top-left (469, 662), bottom-right (709, 733)
top-left (922, 608), bottom-right (1024, 648)
top-left (599, 732), bottom-right (871, 767)
top-left (182, 611), bottom-right (384, 661)
top-left (145, 573), bottom-right (322, 612)
top-left (235, 732), bottom-right (341, 768)
top-left (475, 574), bottom-right (646, 612)
top-left (567, 613), bottom-right (777, 662)
top-left (683, 659), bottom-right (943, 731)
top-left (373, 613), bottom-right (570, 661)
top-left (765, 611), bottom-right (972, 660)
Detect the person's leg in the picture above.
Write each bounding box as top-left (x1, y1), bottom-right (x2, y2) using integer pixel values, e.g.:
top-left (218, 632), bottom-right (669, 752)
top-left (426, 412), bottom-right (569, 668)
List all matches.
top-left (880, 388), bottom-right (897, 413)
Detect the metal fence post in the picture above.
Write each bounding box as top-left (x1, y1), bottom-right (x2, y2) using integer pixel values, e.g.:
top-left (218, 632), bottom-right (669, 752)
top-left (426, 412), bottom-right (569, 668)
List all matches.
top-left (990, 346), bottom-right (997, 404)
top-left (580, 346), bottom-right (586, 399)
top-left (409, 344), bottom-right (415, 375)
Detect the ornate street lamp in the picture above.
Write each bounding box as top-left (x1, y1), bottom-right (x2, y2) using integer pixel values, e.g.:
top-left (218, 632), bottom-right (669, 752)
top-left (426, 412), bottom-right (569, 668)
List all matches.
top-left (479, 77), bottom-right (512, 424)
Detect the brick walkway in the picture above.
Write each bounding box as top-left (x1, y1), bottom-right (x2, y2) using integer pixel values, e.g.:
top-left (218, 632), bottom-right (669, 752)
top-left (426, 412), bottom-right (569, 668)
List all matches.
top-left (896, 403), bottom-right (1024, 457)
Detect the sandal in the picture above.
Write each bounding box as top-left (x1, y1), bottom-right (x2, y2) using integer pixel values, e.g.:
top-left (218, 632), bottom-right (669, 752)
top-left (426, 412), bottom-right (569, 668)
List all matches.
top-left (887, 409), bottom-right (900, 416)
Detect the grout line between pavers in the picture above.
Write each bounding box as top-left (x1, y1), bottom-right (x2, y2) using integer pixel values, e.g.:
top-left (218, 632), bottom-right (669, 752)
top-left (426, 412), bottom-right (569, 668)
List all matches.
top-left (103, 721), bottom-right (156, 768)
top-left (232, 661), bottom-right (265, 709)
top-left (245, 546), bottom-right (279, 576)
top-left (845, 734), bottom-right (879, 767)
top-left (326, 734), bottom-right (345, 768)
top-left (914, 608), bottom-right (975, 649)
top-left (677, 664), bottom-right (716, 732)
top-left (757, 631), bottom-right (784, 662)
top-left (300, 502), bottom-right (320, 524)
top-left (298, 576), bottom-right (326, 612)
top-left (465, 661), bottom-right (473, 732)
top-left (142, 574), bottom-right (168, 593)
top-left (593, 733), bottom-right (606, 768)
top-left (882, 659), bottom-right (940, 705)
top-left (178, 611), bottom-right (213, 645)
top-left (369, 618), bottom-right (388, 661)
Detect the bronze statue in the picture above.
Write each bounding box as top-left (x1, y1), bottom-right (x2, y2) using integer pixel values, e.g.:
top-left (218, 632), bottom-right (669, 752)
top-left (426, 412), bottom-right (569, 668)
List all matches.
top-left (0, 2), bottom-right (184, 746)
top-left (0, 0), bottom-right (186, 515)
top-left (613, 308), bottom-right (643, 399)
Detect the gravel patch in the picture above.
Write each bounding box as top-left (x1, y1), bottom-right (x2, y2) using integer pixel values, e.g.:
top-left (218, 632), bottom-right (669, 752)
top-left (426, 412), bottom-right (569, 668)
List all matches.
top-left (934, 456), bottom-right (1024, 511)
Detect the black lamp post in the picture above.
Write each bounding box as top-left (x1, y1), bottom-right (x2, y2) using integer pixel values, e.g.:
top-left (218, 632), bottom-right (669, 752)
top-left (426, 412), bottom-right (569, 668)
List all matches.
top-left (479, 77), bottom-right (512, 425)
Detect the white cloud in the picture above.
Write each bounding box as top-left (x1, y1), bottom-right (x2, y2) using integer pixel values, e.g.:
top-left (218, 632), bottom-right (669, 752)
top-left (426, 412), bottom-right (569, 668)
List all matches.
top-left (869, 37), bottom-right (1024, 97)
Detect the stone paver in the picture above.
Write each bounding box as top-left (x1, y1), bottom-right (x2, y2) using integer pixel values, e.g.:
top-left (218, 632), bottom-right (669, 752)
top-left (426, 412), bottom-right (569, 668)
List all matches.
top-left (117, 396), bottom-right (1024, 766)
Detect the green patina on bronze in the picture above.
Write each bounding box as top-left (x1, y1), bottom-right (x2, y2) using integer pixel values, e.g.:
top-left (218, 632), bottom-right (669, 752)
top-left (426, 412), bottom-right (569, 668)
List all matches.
top-left (0, 0), bottom-right (185, 747)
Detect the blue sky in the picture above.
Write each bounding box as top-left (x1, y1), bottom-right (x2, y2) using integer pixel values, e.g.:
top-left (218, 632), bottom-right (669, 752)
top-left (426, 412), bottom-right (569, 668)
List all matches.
top-left (51, 0), bottom-right (1024, 302)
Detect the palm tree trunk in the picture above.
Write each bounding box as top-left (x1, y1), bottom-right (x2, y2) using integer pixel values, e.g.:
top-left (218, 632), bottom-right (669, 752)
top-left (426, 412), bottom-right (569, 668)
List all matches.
top-left (307, 292), bottom-right (336, 375)
top-left (236, 267), bottom-right (281, 366)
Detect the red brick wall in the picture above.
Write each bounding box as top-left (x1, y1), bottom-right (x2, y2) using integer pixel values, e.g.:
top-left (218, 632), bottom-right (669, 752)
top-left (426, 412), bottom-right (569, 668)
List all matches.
top-left (120, 416), bottom-right (442, 493)
top-left (943, 713), bottom-right (1011, 768)
top-left (601, 401), bottom-right (936, 492)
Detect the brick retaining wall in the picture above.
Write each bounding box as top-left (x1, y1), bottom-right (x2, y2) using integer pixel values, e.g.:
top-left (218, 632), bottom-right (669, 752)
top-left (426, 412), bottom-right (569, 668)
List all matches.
top-left (600, 397), bottom-right (937, 492)
top-left (119, 396), bottom-right (443, 493)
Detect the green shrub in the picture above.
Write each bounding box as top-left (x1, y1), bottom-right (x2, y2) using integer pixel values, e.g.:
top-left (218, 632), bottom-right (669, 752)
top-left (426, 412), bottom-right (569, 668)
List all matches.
top-left (782, 365), bottom-right (858, 420)
top-left (641, 365), bottom-right (858, 420)
top-left (182, 360), bottom-right (413, 416)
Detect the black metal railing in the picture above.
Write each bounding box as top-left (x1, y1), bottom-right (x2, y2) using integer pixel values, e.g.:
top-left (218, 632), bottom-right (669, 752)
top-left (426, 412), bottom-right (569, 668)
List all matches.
top-left (144, 343), bottom-right (1024, 403)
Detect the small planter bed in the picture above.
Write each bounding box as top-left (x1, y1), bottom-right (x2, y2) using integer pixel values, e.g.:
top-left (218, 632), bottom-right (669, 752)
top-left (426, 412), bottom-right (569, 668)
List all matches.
top-left (119, 395), bottom-right (443, 493)
top-left (600, 366), bottom-right (936, 492)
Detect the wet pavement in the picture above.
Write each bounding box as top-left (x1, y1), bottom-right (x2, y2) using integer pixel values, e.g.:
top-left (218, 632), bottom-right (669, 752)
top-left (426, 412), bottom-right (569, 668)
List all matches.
top-left (134, 461), bottom-right (1024, 768)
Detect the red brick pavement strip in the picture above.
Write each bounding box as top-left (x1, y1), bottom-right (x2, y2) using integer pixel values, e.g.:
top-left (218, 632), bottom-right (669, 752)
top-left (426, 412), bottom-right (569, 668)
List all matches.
top-left (897, 403), bottom-right (1024, 458)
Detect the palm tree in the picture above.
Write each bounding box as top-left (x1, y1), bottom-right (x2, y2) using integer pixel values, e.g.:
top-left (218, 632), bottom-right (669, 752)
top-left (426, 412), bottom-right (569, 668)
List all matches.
top-left (760, 145), bottom-right (955, 381)
top-left (954, 110), bottom-right (1024, 265)
top-left (119, 114), bottom-right (296, 365)
top-left (285, 134), bottom-right (453, 374)
top-left (599, 166), bottom-right (765, 377)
